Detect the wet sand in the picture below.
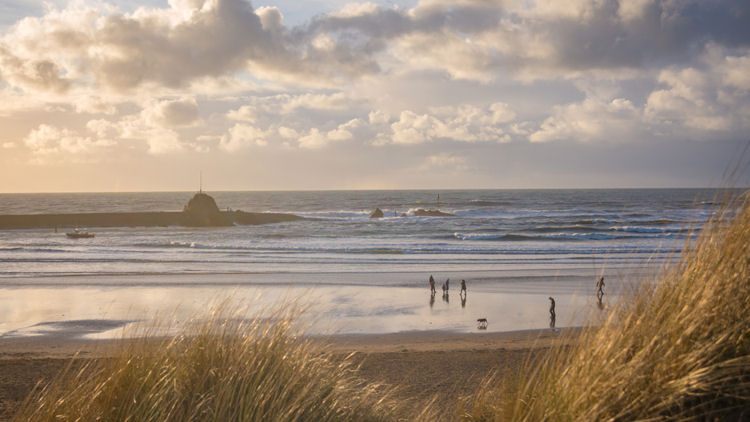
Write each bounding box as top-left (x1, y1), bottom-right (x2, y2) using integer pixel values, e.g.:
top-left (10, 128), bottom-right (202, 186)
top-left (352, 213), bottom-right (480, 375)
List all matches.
top-left (0, 329), bottom-right (578, 421)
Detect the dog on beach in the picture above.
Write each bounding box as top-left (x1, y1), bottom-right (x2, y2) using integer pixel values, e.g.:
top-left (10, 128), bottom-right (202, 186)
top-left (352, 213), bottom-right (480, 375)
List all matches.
top-left (477, 318), bottom-right (488, 329)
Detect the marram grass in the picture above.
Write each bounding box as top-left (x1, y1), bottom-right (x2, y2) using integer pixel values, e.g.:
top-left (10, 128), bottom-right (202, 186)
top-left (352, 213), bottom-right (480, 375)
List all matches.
top-left (463, 193), bottom-right (750, 421)
top-left (13, 307), bottom-right (408, 422)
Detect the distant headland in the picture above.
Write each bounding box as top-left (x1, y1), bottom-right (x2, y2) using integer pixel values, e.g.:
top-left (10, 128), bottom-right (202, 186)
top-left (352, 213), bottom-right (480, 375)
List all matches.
top-left (0, 192), bottom-right (303, 229)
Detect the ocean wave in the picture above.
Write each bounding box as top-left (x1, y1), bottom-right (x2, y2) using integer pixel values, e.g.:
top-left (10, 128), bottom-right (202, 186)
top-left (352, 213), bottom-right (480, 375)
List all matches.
top-left (297, 210), bottom-right (370, 219)
top-left (453, 232), bottom-right (506, 241)
top-left (466, 199), bottom-right (513, 206)
top-left (610, 226), bottom-right (688, 234)
top-left (530, 225), bottom-right (608, 233)
top-left (453, 231), bottom-right (688, 242)
top-left (134, 241), bottom-right (238, 251)
top-left (0, 246), bottom-right (69, 253)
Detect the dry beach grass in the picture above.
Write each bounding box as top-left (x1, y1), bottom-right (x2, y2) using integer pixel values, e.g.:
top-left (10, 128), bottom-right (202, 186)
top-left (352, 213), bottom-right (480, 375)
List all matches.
top-left (464, 192), bottom-right (750, 421)
top-left (9, 307), bottom-right (410, 422)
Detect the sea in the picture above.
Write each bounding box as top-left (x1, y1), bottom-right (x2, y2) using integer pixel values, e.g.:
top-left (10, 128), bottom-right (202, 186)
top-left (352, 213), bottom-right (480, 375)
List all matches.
top-left (0, 189), bottom-right (732, 336)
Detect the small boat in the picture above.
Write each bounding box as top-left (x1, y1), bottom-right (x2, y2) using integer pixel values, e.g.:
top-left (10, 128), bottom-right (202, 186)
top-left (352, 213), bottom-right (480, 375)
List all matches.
top-left (66, 228), bottom-right (95, 239)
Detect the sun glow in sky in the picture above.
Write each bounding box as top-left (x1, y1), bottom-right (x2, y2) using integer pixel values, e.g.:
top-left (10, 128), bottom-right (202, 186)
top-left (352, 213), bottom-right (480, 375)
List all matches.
top-left (0, 0), bottom-right (748, 192)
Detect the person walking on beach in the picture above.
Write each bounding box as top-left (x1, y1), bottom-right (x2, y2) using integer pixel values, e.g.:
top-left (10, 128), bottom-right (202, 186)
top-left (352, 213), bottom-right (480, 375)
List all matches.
top-left (445, 278), bottom-right (450, 292)
top-left (460, 279), bottom-right (467, 295)
top-left (596, 277), bottom-right (605, 302)
top-left (429, 275), bottom-right (436, 294)
top-left (549, 297), bottom-right (556, 329)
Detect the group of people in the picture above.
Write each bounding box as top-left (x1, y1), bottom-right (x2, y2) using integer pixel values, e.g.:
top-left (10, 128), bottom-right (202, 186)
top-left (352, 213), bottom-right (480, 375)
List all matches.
top-left (428, 275), bottom-right (466, 297)
top-left (428, 275), bottom-right (468, 307)
top-left (427, 274), bottom-right (606, 330)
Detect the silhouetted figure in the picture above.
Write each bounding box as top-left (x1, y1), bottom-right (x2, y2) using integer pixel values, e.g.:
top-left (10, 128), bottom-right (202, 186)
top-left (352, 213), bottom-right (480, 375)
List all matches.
top-left (549, 296), bottom-right (556, 329)
top-left (429, 275), bottom-right (436, 294)
top-left (596, 277), bottom-right (605, 302)
top-left (445, 278), bottom-right (450, 292)
top-left (460, 279), bottom-right (467, 295)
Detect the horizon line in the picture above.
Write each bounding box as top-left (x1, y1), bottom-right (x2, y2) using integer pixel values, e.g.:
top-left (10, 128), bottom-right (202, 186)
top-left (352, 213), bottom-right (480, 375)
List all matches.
top-left (0, 186), bottom-right (740, 195)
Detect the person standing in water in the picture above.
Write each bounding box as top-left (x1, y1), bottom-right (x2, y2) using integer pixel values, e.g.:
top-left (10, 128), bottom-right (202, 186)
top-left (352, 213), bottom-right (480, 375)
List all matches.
top-left (460, 279), bottom-right (467, 295)
top-left (429, 275), bottom-right (436, 294)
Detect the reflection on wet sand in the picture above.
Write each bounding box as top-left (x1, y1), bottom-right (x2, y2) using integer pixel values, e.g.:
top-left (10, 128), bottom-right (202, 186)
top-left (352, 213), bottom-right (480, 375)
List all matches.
top-left (0, 278), bottom-right (614, 339)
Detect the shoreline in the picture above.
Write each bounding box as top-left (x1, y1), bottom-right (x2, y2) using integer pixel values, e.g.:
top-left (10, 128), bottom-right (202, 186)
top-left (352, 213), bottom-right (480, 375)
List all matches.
top-left (0, 327), bottom-right (579, 359)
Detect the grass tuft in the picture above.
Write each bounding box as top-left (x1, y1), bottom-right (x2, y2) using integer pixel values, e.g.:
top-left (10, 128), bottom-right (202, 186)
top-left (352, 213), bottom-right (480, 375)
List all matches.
top-left (12, 306), bottom-right (405, 422)
top-left (463, 192), bottom-right (750, 421)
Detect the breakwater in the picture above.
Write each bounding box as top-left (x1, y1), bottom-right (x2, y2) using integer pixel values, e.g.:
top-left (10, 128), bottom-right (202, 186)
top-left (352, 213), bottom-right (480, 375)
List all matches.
top-left (0, 210), bottom-right (302, 229)
top-left (0, 192), bottom-right (303, 229)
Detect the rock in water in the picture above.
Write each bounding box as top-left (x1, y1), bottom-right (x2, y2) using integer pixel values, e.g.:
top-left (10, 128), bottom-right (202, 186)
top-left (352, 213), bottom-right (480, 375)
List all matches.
top-left (183, 193), bottom-right (232, 226)
top-left (369, 208), bottom-right (384, 218)
top-left (413, 209), bottom-right (455, 217)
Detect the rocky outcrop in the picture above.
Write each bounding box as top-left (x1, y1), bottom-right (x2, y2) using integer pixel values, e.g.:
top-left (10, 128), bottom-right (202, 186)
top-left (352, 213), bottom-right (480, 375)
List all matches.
top-left (369, 208), bottom-right (384, 218)
top-left (183, 193), bottom-right (232, 226)
top-left (413, 209), bottom-right (455, 217)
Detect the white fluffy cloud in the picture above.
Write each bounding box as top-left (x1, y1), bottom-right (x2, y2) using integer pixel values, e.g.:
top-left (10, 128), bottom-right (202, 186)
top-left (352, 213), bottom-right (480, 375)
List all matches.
top-left (387, 103), bottom-right (515, 144)
top-left (220, 123), bottom-right (269, 151)
top-left (23, 124), bottom-right (114, 162)
top-left (530, 97), bottom-right (642, 143)
top-left (645, 47), bottom-right (750, 135)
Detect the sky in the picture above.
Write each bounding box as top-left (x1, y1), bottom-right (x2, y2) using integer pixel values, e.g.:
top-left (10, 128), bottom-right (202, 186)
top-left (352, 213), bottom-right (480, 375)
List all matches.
top-left (0, 0), bottom-right (748, 193)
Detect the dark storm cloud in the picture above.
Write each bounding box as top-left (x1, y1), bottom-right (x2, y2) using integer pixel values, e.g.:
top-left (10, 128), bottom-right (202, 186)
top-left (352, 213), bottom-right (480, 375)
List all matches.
top-left (540, 0), bottom-right (750, 71)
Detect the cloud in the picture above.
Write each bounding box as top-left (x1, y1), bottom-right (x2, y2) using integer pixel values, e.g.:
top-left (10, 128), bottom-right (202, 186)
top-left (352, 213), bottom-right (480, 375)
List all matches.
top-left (23, 124), bottom-right (114, 162)
top-left (419, 152), bottom-right (469, 172)
top-left (298, 119), bottom-right (362, 148)
top-left (220, 123), bottom-right (269, 151)
top-left (226, 105), bottom-right (257, 122)
top-left (386, 102), bottom-right (515, 144)
top-left (0, 46), bottom-right (71, 93)
top-left (277, 126), bottom-right (299, 139)
top-left (3, 0), bottom-right (749, 94)
top-left (530, 97), bottom-right (642, 143)
top-left (644, 46), bottom-right (750, 135)
top-left (142, 97), bottom-right (200, 127)
top-left (297, 128), bottom-right (328, 149)
top-left (0, 0), bottom-right (384, 94)
top-left (84, 103), bottom-right (195, 154)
